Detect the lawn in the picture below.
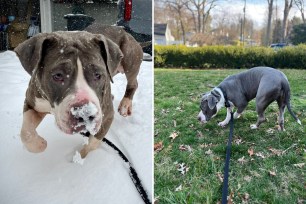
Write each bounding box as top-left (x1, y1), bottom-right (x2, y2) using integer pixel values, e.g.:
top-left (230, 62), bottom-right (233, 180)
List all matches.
top-left (154, 69), bottom-right (306, 204)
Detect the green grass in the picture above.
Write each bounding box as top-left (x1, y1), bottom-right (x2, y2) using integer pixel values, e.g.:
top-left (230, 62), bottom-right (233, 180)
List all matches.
top-left (154, 69), bottom-right (306, 204)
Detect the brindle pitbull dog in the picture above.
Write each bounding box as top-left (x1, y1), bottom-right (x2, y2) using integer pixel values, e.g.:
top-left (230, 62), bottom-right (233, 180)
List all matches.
top-left (15, 27), bottom-right (142, 158)
top-left (197, 67), bottom-right (301, 131)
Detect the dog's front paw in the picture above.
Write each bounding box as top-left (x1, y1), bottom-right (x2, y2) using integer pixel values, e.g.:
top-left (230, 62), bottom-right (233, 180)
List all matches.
top-left (118, 97), bottom-right (132, 117)
top-left (23, 135), bottom-right (47, 153)
top-left (250, 124), bottom-right (258, 129)
top-left (218, 121), bottom-right (228, 127)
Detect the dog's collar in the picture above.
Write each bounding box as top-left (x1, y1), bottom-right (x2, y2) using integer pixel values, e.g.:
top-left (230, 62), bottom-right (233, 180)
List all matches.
top-left (217, 87), bottom-right (231, 108)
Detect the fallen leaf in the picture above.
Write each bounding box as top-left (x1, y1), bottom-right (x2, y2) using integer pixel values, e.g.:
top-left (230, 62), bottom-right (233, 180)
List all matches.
top-left (179, 144), bottom-right (192, 152)
top-left (234, 138), bottom-right (243, 145)
top-left (268, 147), bottom-right (282, 156)
top-left (200, 143), bottom-right (214, 148)
top-left (242, 192), bottom-right (250, 203)
top-left (173, 120), bottom-right (177, 127)
top-left (217, 172), bottom-right (223, 182)
top-left (244, 176), bottom-right (252, 182)
top-left (238, 156), bottom-right (247, 164)
top-left (169, 132), bottom-right (179, 141)
top-left (293, 163), bottom-right (305, 168)
top-left (154, 130), bottom-right (159, 137)
top-left (269, 171), bottom-right (276, 176)
top-left (248, 148), bottom-right (254, 156)
top-left (154, 196), bottom-right (159, 204)
top-left (205, 149), bottom-right (213, 155)
top-left (266, 128), bottom-right (275, 134)
top-left (154, 142), bottom-right (163, 152)
top-left (197, 130), bottom-right (204, 138)
top-left (255, 152), bottom-right (265, 159)
top-left (177, 163), bottom-right (190, 175)
top-left (228, 191), bottom-right (234, 204)
top-left (175, 184), bottom-right (182, 191)
top-left (176, 106), bottom-right (182, 111)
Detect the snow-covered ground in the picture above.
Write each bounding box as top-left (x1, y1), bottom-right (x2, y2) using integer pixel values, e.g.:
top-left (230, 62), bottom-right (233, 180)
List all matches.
top-left (0, 51), bottom-right (153, 204)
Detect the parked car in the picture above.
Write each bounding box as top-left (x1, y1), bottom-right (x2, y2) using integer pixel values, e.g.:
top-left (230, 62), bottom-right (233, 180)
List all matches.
top-left (116, 0), bottom-right (152, 56)
top-left (270, 43), bottom-right (287, 50)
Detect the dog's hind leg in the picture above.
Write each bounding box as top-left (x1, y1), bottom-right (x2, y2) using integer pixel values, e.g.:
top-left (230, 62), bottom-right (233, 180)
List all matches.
top-left (277, 97), bottom-right (286, 131)
top-left (118, 39), bottom-right (143, 117)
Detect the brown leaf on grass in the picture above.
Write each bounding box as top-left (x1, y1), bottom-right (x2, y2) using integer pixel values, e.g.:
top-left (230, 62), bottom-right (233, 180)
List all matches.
top-left (217, 172), bottom-right (224, 182)
top-left (268, 147), bottom-right (282, 156)
top-left (179, 144), bottom-right (192, 152)
top-left (238, 156), bottom-right (247, 164)
top-left (169, 132), bottom-right (179, 141)
top-left (228, 191), bottom-right (234, 204)
top-left (248, 148), bottom-right (254, 156)
top-left (242, 193), bottom-right (250, 203)
top-left (154, 142), bottom-right (164, 152)
top-left (269, 171), bottom-right (276, 176)
top-left (293, 163), bottom-right (305, 168)
top-left (153, 197), bottom-right (159, 204)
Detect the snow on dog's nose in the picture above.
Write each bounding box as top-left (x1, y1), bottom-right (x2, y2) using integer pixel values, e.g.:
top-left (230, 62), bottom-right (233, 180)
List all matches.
top-left (70, 102), bottom-right (101, 135)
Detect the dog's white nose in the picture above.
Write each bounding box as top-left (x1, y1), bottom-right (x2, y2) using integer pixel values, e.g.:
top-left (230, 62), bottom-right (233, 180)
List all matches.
top-left (197, 111), bottom-right (207, 123)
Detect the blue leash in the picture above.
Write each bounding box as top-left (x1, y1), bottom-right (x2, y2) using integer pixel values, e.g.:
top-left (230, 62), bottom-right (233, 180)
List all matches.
top-left (221, 111), bottom-right (234, 204)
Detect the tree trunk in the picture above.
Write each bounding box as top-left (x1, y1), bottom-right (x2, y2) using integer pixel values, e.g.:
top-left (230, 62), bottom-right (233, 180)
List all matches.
top-left (265, 0), bottom-right (273, 46)
top-left (282, 0), bottom-right (293, 42)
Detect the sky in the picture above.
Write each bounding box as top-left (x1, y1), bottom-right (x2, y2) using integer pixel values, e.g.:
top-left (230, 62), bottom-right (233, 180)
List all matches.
top-left (213, 0), bottom-right (303, 28)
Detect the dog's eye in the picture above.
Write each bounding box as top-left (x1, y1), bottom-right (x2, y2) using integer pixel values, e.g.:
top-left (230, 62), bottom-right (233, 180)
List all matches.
top-left (52, 73), bottom-right (64, 82)
top-left (94, 73), bottom-right (101, 80)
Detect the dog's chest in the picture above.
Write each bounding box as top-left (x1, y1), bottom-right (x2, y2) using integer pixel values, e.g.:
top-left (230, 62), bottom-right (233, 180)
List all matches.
top-left (34, 97), bottom-right (52, 113)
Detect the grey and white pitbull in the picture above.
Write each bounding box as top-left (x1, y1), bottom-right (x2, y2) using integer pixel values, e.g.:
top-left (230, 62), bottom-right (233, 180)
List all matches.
top-left (198, 67), bottom-right (301, 130)
top-left (14, 27), bottom-right (143, 158)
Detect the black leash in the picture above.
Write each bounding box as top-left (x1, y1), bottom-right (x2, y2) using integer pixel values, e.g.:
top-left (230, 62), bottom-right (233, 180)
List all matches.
top-left (218, 87), bottom-right (234, 204)
top-left (102, 138), bottom-right (152, 204)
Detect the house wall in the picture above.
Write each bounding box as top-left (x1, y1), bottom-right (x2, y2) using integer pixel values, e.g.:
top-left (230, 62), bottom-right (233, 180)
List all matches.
top-left (154, 35), bottom-right (166, 45)
top-left (51, 2), bottom-right (118, 31)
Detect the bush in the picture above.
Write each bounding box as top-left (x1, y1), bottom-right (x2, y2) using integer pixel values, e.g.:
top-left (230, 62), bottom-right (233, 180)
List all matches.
top-left (154, 45), bottom-right (306, 69)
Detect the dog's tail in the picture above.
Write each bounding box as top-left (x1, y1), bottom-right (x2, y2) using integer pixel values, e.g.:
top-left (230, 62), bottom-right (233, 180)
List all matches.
top-left (284, 81), bottom-right (301, 125)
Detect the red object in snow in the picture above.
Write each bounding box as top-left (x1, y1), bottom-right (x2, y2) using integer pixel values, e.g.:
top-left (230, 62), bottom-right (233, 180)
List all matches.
top-left (124, 0), bottom-right (132, 21)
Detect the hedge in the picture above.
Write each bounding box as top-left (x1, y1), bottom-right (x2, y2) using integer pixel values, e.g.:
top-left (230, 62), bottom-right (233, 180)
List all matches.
top-left (154, 44), bottom-right (306, 69)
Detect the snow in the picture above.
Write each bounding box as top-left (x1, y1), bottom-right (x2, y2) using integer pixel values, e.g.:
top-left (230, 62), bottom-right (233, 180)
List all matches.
top-left (0, 51), bottom-right (153, 203)
top-left (70, 102), bottom-right (98, 135)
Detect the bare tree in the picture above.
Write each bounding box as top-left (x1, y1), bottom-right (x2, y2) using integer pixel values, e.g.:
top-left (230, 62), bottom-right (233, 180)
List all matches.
top-left (294, 0), bottom-right (305, 23)
top-left (185, 0), bottom-right (219, 33)
top-left (265, 0), bottom-right (274, 46)
top-left (282, 0), bottom-right (294, 42)
top-left (165, 0), bottom-right (188, 44)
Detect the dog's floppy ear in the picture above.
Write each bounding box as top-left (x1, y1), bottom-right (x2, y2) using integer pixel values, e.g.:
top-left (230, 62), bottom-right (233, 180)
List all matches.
top-left (14, 33), bottom-right (58, 76)
top-left (207, 95), bottom-right (218, 109)
top-left (94, 34), bottom-right (123, 83)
